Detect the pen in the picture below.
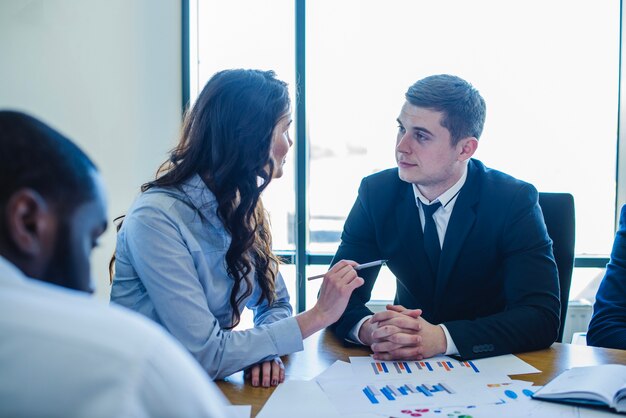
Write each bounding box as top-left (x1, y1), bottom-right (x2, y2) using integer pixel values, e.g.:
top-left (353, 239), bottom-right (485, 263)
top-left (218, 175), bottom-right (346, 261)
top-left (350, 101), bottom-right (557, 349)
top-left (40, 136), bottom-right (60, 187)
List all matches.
top-left (306, 259), bottom-right (387, 281)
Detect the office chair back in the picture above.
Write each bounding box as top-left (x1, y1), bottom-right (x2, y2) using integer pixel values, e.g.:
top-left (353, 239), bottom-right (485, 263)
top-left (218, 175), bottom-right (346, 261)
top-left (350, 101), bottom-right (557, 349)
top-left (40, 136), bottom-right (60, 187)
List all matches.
top-left (538, 192), bottom-right (575, 343)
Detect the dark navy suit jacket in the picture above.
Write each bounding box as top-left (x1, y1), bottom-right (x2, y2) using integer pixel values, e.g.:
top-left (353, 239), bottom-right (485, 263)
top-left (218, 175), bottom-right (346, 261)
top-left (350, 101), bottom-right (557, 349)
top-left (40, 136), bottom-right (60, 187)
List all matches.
top-left (587, 204), bottom-right (626, 350)
top-left (330, 159), bottom-right (560, 359)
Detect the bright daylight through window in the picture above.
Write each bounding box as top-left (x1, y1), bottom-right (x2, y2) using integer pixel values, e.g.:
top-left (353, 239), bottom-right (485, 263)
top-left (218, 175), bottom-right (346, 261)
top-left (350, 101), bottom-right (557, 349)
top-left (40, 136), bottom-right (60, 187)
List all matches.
top-left (192, 1), bottom-right (619, 310)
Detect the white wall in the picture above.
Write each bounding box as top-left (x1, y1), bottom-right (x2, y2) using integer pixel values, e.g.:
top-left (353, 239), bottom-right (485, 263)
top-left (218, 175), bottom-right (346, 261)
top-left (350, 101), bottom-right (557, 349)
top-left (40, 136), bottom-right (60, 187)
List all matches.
top-left (0, 0), bottom-right (182, 299)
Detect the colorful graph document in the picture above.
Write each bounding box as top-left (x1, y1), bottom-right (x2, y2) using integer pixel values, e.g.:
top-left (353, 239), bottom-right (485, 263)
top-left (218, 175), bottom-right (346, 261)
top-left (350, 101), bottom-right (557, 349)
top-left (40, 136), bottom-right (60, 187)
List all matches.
top-left (257, 359), bottom-right (586, 418)
top-left (350, 356), bottom-right (484, 379)
top-left (317, 375), bottom-right (503, 416)
top-left (376, 398), bottom-right (579, 418)
top-left (349, 354), bottom-right (540, 379)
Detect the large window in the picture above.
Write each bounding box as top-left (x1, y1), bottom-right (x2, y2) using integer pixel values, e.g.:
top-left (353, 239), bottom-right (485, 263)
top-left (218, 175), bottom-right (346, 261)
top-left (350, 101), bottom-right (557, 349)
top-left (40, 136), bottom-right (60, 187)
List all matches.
top-left (191, 1), bottom-right (296, 254)
top-left (191, 1), bottom-right (620, 313)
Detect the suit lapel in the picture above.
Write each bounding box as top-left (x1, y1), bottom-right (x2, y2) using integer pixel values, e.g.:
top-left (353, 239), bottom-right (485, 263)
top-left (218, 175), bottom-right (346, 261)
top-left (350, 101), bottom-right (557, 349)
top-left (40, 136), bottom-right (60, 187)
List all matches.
top-left (434, 161), bottom-right (481, 305)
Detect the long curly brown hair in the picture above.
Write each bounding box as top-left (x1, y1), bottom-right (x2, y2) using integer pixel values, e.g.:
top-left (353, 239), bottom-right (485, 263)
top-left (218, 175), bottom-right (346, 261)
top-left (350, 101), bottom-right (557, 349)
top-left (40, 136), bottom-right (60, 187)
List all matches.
top-left (110, 69), bottom-right (289, 329)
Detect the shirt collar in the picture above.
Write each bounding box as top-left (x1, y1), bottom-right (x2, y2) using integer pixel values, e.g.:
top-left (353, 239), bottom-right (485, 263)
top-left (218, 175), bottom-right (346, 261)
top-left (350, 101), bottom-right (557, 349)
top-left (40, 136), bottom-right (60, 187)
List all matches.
top-left (177, 173), bottom-right (219, 212)
top-left (413, 164), bottom-right (468, 208)
top-left (0, 255), bottom-right (29, 285)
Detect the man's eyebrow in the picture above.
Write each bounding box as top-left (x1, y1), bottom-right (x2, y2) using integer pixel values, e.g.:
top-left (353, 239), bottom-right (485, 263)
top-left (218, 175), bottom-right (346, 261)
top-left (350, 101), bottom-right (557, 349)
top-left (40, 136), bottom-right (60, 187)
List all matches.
top-left (413, 126), bottom-right (434, 136)
top-left (396, 118), bottom-right (434, 136)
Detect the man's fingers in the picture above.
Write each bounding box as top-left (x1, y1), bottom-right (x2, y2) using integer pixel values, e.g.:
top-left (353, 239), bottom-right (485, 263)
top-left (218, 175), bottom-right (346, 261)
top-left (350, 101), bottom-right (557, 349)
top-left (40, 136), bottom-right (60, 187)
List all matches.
top-left (405, 308), bottom-right (423, 319)
top-left (371, 324), bottom-right (404, 340)
top-left (371, 310), bottom-right (405, 323)
top-left (387, 304), bottom-right (422, 318)
top-left (371, 340), bottom-right (405, 353)
top-left (373, 345), bottom-right (425, 361)
top-left (371, 332), bottom-right (421, 351)
top-left (386, 304), bottom-right (407, 312)
top-left (375, 316), bottom-right (422, 332)
top-left (372, 308), bottom-right (422, 324)
top-left (384, 332), bottom-right (421, 346)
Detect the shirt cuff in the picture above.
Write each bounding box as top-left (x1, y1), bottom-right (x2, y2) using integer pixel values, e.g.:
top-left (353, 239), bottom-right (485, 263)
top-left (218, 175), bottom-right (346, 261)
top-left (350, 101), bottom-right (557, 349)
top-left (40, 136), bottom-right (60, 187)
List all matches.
top-left (267, 316), bottom-right (304, 355)
top-left (440, 324), bottom-right (459, 356)
top-left (347, 315), bottom-right (373, 345)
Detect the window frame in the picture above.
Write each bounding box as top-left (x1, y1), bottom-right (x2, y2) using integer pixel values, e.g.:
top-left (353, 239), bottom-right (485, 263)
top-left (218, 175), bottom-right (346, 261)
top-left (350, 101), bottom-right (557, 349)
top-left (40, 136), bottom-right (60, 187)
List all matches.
top-left (183, 0), bottom-right (623, 313)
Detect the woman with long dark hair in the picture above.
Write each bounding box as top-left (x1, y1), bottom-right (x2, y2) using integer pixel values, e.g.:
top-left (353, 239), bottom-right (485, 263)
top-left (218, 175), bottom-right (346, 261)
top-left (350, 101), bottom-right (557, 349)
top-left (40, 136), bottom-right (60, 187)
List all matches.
top-left (110, 69), bottom-right (363, 387)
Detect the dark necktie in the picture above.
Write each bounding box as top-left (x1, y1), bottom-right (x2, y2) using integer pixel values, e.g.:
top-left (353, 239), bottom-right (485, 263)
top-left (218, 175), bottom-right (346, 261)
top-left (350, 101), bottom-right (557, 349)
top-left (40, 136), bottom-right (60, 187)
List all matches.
top-left (421, 201), bottom-right (442, 275)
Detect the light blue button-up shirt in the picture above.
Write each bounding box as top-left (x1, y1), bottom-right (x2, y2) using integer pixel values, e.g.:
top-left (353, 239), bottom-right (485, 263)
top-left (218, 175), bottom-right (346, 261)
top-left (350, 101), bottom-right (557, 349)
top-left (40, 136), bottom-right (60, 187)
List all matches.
top-left (111, 174), bottom-right (303, 379)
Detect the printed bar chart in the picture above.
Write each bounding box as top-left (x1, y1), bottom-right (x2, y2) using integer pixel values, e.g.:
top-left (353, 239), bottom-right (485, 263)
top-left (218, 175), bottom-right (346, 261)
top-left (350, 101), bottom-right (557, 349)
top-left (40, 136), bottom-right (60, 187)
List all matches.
top-left (351, 356), bottom-right (483, 378)
top-left (370, 361), bottom-right (415, 375)
top-left (367, 360), bottom-right (480, 375)
top-left (361, 382), bottom-right (457, 404)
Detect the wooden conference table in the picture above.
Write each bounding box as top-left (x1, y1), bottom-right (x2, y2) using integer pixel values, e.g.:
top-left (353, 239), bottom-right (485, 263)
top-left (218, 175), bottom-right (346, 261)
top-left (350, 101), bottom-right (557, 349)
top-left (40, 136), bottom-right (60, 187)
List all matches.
top-left (217, 330), bottom-right (626, 417)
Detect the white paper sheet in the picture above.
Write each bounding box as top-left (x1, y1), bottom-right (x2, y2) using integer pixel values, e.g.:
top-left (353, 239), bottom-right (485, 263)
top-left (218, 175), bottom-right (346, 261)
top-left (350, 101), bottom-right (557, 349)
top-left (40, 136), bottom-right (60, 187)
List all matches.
top-left (225, 404), bottom-right (251, 418)
top-left (471, 354), bottom-right (541, 375)
top-left (256, 380), bottom-right (342, 418)
top-left (314, 360), bottom-right (353, 383)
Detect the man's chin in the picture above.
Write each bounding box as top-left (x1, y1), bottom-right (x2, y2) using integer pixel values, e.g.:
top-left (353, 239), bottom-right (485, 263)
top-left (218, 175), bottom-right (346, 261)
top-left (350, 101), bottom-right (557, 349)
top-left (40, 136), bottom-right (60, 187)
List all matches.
top-left (397, 168), bottom-right (417, 184)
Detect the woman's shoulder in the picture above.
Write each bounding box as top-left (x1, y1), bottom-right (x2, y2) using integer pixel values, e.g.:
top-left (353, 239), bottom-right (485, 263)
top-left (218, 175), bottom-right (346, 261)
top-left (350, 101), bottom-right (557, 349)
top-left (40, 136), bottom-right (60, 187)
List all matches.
top-left (131, 186), bottom-right (188, 215)
top-left (120, 186), bottom-right (193, 229)
top-left (125, 178), bottom-right (222, 231)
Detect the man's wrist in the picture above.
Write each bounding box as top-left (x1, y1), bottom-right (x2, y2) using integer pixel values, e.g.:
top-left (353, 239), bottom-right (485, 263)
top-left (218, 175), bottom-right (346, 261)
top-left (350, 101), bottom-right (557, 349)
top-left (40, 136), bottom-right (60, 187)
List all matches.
top-left (439, 324), bottom-right (459, 356)
top-left (358, 318), bottom-right (373, 345)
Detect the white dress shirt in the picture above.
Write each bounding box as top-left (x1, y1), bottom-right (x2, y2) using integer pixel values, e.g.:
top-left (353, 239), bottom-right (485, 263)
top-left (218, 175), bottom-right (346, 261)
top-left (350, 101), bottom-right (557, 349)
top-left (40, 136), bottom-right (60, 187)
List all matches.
top-left (349, 166), bottom-right (468, 356)
top-left (0, 256), bottom-right (231, 418)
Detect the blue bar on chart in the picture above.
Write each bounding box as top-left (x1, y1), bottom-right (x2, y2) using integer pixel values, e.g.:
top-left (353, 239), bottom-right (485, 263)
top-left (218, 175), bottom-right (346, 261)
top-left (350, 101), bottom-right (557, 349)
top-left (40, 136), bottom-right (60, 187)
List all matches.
top-left (380, 386), bottom-right (395, 400)
top-left (458, 360), bottom-right (480, 373)
top-left (362, 387), bottom-right (379, 404)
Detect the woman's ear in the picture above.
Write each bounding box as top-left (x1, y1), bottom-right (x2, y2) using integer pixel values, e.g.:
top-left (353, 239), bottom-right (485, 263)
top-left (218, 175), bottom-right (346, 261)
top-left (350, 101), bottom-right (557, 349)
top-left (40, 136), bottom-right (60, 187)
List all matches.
top-left (5, 189), bottom-right (56, 259)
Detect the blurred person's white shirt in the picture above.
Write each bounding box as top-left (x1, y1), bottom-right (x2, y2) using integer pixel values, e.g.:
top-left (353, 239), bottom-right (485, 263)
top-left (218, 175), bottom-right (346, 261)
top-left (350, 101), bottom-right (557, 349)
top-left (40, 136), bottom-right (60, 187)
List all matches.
top-left (0, 256), bottom-right (231, 418)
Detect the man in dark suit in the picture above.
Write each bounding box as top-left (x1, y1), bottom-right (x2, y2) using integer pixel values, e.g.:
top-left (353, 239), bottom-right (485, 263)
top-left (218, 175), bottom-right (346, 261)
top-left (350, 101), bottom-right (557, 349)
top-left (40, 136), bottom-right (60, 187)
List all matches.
top-left (330, 74), bottom-right (560, 360)
top-left (587, 205), bottom-right (626, 350)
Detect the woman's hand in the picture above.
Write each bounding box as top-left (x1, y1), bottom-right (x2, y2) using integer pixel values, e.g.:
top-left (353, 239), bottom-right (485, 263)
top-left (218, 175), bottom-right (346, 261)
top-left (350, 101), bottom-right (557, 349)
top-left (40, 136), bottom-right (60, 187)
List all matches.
top-left (296, 260), bottom-right (364, 339)
top-left (315, 260), bottom-right (364, 325)
top-left (245, 357), bottom-right (285, 387)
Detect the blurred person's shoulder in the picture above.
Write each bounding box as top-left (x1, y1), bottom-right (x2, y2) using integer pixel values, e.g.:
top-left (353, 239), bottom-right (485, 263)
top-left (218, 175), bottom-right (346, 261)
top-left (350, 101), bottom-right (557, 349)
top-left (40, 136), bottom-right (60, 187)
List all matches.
top-left (0, 272), bottom-right (229, 418)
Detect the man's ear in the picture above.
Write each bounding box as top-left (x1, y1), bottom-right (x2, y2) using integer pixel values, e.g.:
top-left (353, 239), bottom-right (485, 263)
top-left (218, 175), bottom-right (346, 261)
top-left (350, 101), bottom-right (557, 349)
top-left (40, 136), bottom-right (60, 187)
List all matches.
top-left (457, 137), bottom-right (478, 162)
top-left (5, 189), bottom-right (55, 258)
